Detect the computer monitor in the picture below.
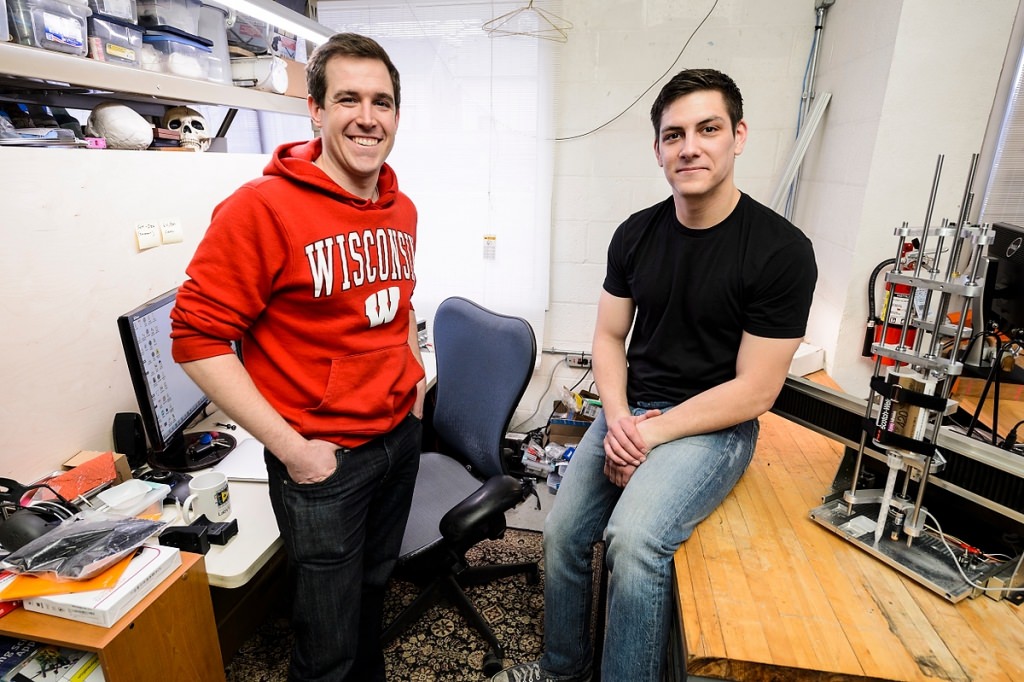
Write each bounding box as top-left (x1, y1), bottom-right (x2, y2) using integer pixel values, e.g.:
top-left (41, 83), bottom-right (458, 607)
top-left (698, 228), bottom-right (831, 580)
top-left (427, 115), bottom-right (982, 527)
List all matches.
top-left (117, 287), bottom-right (235, 472)
top-left (983, 222), bottom-right (1024, 343)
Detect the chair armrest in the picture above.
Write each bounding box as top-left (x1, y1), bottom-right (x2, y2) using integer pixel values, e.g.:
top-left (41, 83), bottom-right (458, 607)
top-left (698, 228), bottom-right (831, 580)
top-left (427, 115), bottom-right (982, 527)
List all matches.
top-left (439, 475), bottom-right (523, 546)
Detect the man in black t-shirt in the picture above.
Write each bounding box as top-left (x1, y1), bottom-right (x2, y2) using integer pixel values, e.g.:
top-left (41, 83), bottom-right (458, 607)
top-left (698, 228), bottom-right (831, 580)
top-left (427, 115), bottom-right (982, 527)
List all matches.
top-left (493, 70), bottom-right (817, 682)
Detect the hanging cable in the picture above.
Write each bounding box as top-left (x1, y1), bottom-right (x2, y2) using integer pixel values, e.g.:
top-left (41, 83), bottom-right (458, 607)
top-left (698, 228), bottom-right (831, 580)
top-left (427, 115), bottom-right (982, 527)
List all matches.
top-left (554, 0), bottom-right (719, 142)
top-left (863, 257), bottom-right (897, 357)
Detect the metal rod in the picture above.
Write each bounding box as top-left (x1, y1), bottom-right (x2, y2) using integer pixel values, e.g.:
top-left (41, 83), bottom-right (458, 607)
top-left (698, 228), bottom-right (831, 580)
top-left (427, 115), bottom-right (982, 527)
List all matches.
top-left (901, 156), bottom-right (944, 362)
top-left (947, 154), bottom-right (980, 273)
top-left (846, 353), bottom-right (884, 507)
top-left (919, 155), bottom-right (945, 258)
top-left (906, 453), bottom-right (933, 547)
top-left (786, 5), bottom-right (830, 219)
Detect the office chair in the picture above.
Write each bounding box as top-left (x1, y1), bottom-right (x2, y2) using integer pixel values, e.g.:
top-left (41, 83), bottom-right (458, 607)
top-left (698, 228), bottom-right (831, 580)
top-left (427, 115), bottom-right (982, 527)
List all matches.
top-left (382, 296), bottom-right (540, 675)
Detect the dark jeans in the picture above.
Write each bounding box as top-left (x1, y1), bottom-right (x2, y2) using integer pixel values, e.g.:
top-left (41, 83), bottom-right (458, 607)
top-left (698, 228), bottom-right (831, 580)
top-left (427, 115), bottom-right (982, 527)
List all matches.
top-left (265, 414), bottom-right (421, 682)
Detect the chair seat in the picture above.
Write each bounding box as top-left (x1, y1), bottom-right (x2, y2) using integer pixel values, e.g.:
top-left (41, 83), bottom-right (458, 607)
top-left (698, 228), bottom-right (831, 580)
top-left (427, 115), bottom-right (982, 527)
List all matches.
top-left (399, 451), bottom-right (485, 558)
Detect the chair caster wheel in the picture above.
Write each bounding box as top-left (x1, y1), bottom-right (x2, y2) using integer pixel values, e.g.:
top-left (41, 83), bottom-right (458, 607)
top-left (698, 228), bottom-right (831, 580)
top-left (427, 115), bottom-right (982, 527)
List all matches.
top-left (483, 652), bottom-right (503, 676)
top-left (526, 565), bottom-right (540, 584)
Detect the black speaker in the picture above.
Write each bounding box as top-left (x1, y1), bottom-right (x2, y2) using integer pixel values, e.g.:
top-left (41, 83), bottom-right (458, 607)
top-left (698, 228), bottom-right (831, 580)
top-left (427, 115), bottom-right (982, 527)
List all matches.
top-left (113, 412), bottom-right (148, 470)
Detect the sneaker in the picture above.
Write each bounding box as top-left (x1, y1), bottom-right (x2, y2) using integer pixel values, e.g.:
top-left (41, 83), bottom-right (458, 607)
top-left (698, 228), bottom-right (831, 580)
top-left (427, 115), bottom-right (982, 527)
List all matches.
top-left (490, 661), bottom-right (592, 682)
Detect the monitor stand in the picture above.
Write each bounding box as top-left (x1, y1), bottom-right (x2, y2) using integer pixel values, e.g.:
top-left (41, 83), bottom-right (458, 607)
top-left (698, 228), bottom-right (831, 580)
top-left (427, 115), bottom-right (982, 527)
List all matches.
top-left (148, 431), bottom-right (237, 472)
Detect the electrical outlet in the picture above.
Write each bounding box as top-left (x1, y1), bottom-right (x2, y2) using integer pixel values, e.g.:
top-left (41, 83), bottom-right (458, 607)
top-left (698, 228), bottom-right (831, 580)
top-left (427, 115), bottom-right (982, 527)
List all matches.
top-left (566, 353), bottom-right (592, 369)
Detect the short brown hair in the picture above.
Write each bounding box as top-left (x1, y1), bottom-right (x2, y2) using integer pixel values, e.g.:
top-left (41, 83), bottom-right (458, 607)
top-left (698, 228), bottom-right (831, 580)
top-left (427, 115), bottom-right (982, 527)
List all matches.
top-left (650, 69), bottom-right (743, 136)
top-left (306, 33), bottom-right (401, 110)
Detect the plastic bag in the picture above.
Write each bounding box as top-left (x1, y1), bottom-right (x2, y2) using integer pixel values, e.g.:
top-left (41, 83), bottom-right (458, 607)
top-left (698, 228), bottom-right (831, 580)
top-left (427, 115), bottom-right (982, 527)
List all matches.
top-left (1, 510), bottom-right (164, 580)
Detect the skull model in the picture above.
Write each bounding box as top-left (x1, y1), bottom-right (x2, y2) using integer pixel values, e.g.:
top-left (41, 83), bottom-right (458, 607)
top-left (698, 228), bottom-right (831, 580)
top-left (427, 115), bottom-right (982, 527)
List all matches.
top-left (162, 106), bottom-right (212, 152)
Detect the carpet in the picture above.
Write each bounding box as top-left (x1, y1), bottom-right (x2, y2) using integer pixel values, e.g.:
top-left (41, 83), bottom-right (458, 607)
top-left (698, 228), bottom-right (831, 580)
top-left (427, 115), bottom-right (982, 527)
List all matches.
top-left (225, 528), bottom-right (546, 682)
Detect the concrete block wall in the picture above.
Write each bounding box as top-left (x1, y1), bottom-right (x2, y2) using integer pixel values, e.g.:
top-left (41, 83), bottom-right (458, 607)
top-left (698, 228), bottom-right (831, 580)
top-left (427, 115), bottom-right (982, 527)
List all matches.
top-left (512, 0), bottom-right (1022, 431)
top-left (796, 0), bottom-right (1018, 396)
top-left (513, 0), bottom-right (820, 429)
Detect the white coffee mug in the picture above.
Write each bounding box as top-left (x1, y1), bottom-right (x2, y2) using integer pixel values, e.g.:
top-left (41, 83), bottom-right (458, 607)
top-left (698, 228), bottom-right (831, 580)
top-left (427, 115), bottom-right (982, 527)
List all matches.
top-left (183, 471), bottom-right (231, 523)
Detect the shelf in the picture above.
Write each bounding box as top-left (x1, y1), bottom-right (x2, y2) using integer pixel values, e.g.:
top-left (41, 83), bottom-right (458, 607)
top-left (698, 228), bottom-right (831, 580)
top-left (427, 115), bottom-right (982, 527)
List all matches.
top-left (0, 553), bottom-right (225, 682)
top-left (0, 42), bottom-right (308, 116)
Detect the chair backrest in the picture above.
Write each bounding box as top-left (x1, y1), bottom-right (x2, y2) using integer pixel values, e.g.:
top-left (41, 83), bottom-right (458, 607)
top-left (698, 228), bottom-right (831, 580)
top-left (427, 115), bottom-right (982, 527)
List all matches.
top-left (431, 297), bottom-right (537, 479)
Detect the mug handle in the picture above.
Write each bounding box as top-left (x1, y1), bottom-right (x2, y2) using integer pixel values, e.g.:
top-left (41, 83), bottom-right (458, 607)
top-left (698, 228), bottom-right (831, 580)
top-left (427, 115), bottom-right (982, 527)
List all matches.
top-left (182, 493), bottom-right (199, 524)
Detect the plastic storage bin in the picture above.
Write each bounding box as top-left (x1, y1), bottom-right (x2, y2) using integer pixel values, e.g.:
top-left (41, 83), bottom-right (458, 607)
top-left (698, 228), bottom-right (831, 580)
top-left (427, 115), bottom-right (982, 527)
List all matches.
top-left (86, 0), bottom-right (133, 22)
top-left (87, 13), bottom-right (141, 66)
top-left (197, 2), bottom-right (228, 84)
top-left (225, 11), bottom-right (267, 54)
top-left (7, 0), bottom-right (91, 55)
top-left (141, 29), bottom-right (209, 79)
top-left (135, 0), bottom-right (197, 34)
top-left (230, 54), bottom-right (286, 94)
top-left (96, 479), bottom-right (170, 519)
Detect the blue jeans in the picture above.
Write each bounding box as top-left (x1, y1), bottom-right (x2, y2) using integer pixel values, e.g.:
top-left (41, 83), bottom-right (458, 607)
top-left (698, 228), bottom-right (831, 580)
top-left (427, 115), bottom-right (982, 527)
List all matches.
top-left (541, 407), bottom-right (758, 681)
top-left (265, 414), bottom-right (421, 682)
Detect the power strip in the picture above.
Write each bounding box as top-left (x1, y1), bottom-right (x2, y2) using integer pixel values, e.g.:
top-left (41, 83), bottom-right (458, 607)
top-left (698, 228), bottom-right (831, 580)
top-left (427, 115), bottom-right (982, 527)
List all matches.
top-left (566, 353), bottom-right (592, 369)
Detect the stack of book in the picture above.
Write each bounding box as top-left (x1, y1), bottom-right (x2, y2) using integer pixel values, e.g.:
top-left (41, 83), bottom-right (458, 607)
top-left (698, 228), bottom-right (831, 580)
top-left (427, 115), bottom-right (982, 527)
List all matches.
top-left (16, 545), bottom-right (181, 628)
top-left (0, 638), bottom-right (103, 681)
top-left (0, 573), bottom-right (19, 620)
top-left (149, 127), bottom-right (184, 150)
top-left (0, 544), bottom-right (183, 681)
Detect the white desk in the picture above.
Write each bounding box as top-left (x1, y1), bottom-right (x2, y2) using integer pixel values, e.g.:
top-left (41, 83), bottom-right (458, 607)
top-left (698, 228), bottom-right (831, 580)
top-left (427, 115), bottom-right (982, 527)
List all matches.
top-left (188, 350), bottom-right (437, 589)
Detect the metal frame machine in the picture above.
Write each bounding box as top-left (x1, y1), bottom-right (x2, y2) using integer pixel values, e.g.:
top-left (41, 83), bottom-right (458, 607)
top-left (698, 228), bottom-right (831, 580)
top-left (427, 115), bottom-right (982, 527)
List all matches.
top-left (807, 155), bottom-right (1024, 603)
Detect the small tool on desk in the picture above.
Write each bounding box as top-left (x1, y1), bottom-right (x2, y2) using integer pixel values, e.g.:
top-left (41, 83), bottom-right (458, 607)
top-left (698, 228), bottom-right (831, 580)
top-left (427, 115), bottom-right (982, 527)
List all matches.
top-left (188, 433), bottom-right (233, 458)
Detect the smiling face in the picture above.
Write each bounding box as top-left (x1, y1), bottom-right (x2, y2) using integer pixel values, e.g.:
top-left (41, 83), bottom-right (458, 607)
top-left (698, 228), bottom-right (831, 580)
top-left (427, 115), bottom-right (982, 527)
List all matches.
top-left (308, 55), bottom-right (399, 198)
top-left (654, 89), bottom-right (747, 211)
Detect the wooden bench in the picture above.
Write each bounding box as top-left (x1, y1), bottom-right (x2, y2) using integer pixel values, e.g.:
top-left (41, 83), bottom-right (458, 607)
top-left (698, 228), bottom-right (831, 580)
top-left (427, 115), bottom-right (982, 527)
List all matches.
top-left (672, 407), bottom-right (1024, 681)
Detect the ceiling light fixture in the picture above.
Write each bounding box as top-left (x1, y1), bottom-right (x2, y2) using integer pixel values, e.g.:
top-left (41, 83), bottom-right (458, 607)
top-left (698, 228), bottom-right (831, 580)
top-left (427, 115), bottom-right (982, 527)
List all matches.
top-left (218, 0), bottom-right (335, 46)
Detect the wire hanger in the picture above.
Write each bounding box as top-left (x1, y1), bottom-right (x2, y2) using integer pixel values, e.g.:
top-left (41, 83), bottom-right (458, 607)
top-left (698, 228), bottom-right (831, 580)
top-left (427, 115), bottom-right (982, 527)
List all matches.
top-left (482, 0), bottom-right (573, 43)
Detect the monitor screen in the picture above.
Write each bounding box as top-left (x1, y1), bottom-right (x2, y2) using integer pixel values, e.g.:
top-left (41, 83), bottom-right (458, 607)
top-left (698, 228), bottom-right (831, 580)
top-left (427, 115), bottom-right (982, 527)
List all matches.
top-left (985, 222), bottom-right (1024, 341)
top-left (117, 287), bottom-right (210, 468)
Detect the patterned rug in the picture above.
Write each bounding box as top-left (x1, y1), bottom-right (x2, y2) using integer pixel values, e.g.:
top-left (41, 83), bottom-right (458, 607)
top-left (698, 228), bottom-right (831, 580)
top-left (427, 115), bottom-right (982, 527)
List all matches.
top-left (225, 528), bottom-right (546, 682)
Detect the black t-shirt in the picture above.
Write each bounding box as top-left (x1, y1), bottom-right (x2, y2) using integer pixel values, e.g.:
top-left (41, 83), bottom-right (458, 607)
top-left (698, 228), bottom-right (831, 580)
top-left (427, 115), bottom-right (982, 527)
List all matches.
top-left (603, 193), bottom-right (817, 405)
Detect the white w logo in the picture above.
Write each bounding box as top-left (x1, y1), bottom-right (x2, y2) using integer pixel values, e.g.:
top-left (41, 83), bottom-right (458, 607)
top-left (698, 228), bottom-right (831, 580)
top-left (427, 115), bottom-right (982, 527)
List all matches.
top-left (304, 238), bottom-right (334, 298)
top-left (364, 287), bottom-right (400, 327)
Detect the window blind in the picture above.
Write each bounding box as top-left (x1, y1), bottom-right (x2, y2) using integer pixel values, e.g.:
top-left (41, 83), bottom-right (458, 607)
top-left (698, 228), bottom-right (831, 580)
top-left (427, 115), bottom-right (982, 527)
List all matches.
top-left (979, 42), bottom-right (1024, 224)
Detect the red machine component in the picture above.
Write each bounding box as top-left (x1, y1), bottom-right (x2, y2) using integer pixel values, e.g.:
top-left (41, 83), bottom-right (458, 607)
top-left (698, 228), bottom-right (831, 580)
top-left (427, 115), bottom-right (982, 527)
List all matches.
top-left (874, 242), bottom-right (918, 366)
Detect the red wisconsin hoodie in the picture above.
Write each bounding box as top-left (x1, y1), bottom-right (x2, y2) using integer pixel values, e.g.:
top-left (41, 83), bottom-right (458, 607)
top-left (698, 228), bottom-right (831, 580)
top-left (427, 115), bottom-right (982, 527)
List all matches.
top-left (171, 138), bottom-right (423, 448)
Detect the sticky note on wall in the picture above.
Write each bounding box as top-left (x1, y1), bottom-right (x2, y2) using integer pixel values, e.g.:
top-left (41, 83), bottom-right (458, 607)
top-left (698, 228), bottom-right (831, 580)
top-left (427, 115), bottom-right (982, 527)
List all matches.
top-left (136, 222), bottom-right (160, 250)
top-left (161, 219), bottom-right (183, 244)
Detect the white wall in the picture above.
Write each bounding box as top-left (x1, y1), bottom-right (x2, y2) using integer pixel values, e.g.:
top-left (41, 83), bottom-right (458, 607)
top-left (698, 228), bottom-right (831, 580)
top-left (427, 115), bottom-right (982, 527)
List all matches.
top-left (511, 0), bottom-right (1021, 431)
top-left (515, 0), bottom-right (820, 428)
top-left (0, 149), bottom-right (267, 481)
top-left (796, 0), bottom-right (1018, 396)
top-left (2, 0), bottom-right (1021, 477)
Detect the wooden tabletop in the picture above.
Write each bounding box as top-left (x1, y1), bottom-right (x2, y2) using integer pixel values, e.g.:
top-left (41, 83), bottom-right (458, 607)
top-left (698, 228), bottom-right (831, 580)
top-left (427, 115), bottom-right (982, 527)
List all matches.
top-left (673, 402), bottom-right (1024, 681)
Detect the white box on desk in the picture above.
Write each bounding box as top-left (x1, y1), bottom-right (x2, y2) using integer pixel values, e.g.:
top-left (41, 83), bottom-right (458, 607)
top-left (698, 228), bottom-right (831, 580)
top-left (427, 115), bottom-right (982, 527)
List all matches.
top-left (23, 545), bottom-right (181, 628)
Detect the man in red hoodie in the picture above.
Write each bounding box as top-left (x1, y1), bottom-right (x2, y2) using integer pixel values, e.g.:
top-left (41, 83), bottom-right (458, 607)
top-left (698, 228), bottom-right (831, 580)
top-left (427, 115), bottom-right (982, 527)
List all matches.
top-left (171, 33), bottom-right (425, 682)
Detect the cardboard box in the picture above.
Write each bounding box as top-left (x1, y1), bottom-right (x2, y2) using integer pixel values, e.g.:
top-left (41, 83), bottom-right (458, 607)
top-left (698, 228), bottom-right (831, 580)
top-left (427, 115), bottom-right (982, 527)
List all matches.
top-left (546, 421), bottom-right (590, 446)
top-left (282, 57), bottom-right (307, 99)
top-left (63, 450), bottom-right (132, 485)
top-left (546, 392), bottom-right (600, 446)
top-left (23, 545), bottom-right (181, 627)
top-left (41, 451), bottom-right (132, 502)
